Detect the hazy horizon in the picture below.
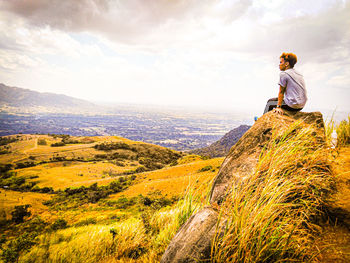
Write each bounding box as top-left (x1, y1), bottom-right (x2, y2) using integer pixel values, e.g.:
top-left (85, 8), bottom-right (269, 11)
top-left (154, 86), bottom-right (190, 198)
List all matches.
top-left (1, 81), bottom-right (347, 123)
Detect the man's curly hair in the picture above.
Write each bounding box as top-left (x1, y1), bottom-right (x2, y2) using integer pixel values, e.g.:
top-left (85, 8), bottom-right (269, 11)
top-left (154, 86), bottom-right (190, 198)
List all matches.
top-left (280, 53), bottom-right (297, 68)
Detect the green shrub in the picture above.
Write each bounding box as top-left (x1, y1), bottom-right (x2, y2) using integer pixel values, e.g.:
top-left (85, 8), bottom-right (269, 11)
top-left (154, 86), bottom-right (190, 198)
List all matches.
top-left (197, 165), bottom-right (213, 173)
top-left (16, 162), bottom-right (35, 169)
top-left (0, 233), bottom-right (36, 263)
top-left (0, 137), bottom-right (18, 146)
top-left (11, 205), bottom-right (31, 224)
top-left (37, 139), bottom-right (47, 145)
top-left (0, 149), bottom-right (10, 155)
top-left (94, 142), bottom-right (133, 151)
top-left (51, 219), bottom-right (68, 230)
top-left (62, 137), bottom-right (79, 144)
top-left (51, 142), bottom-right (66, 147)
top-left (44, 177), bottom-right (136, 209)
top-left (21, 217), bottom-right (48, 234)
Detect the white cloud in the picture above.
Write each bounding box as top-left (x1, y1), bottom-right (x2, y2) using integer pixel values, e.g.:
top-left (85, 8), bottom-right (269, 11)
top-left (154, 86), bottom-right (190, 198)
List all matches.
top-left (0, 0), bottom-right (349, 113)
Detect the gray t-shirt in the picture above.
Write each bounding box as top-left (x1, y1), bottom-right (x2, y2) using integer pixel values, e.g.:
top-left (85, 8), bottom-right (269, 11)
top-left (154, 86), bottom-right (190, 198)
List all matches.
top-left (279, 68), bottom-right (307, 109)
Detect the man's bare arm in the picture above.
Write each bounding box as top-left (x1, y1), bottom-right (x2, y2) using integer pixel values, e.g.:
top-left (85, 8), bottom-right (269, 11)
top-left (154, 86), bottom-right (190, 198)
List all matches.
top-left (274, 85), bottom-right (286, 115)
top-left (278, 85), bottom-right (286, 106)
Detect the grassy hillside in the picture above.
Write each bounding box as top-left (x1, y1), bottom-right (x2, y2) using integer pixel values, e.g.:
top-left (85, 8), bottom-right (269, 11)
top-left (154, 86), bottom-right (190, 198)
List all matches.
top-left (0, 133), bottom-right (220, 263)
top-left (191, 124), bottom-right (251, 157)
top-left (1, 116), bottom-right (349, 262)
top-left (0, 134), bottom-right (182, 191)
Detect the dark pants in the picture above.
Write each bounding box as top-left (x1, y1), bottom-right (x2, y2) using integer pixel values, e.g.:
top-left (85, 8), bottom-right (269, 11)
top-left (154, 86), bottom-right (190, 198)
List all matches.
top-left (263, 98), bottom-right (302, 114)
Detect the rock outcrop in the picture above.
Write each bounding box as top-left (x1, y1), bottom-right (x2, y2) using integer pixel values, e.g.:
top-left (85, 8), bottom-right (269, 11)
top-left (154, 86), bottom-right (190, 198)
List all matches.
top-left (160, 207), bottom-right (218, 263)
top-left (161, 110), bottom-right (325, 263)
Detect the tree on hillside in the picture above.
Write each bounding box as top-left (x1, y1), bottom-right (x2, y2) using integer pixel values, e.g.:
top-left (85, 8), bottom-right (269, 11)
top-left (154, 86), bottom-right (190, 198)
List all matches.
top-left (11, 205), bottom-right (31, 224)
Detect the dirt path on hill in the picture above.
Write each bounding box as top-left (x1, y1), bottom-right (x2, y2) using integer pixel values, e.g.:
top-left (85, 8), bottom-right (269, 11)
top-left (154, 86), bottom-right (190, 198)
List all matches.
top-left (23, 136), bottom-right (38, 155)
top-left (315, 147), bottom-right (350, 262)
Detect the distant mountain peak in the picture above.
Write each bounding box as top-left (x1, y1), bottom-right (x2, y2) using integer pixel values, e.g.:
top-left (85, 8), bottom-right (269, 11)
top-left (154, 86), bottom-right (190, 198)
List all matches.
top-left (0, 83), bottom-right (100, 114)
top-left (190, 124), bottom-right (251, 157)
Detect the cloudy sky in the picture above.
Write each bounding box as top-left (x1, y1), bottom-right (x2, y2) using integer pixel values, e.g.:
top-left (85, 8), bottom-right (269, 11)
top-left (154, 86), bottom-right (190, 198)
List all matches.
top-left (0, 0), bottom-right (349, 115)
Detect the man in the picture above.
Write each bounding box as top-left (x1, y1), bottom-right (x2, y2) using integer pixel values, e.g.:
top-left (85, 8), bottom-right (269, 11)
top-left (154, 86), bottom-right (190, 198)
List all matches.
top-left (263, 53), bottom-right (307, 115)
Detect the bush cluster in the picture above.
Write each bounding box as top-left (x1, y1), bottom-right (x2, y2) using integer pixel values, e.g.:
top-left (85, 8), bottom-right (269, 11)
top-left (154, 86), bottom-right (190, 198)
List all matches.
top-left (0, 136), bottom-right (18, 146)
top-left (50, 218), bottom-right (68, 230)
top-left (197, 165), bottom-right (213, 173)
top-left (37, 139), bottom-right (47, 145)
top-left (0, 145), bottom-right (11, 155)
top-left (11, 205), bottom-right (31, 224)
top-left (0, 232), bottom-right (36, 263)
top-left (0, 171), bottom-right (53, 193)
top-left (44, 177), bottom-right (136, 209)
top-left (49, 135), bottom-right (80, 147)
top-left (1, 216), bottom-right (48, 263)
top-left (50, 142), bottom-right (66, 147)
top-left (102, 194), bottom-right (175, 211)
top-left (16, 162), bottom-right (35, 169)
top-left (94, 142), bottom-right (182, 174)
top-left (0, 164), bottom-right (12, 174)
top-left (94, 142), bottom-right (135, 151)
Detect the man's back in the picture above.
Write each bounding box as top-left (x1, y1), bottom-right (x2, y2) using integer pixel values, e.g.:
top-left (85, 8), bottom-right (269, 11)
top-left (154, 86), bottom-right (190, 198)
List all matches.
top-left (279, 68), bottom-right (307, 109)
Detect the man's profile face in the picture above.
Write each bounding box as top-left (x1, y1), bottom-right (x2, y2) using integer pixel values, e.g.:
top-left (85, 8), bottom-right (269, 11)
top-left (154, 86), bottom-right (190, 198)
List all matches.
top-left (279, 58), bottom-right (289, 71)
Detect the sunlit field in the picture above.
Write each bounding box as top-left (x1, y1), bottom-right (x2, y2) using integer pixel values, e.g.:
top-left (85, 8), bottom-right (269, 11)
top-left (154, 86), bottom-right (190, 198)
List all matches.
top-left (1, 116), bottom-right (350, 262)
top-left (110, 157), bottom-right (223, 199)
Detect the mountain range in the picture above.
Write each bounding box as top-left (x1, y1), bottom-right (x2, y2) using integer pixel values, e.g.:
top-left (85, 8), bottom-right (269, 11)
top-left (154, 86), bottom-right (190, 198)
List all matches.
top-left (0, 83), bottom-right (101, 114)
top-left (0, 83), bottom-right (250, 152)
top-left (190, 124), bottom-right (251, 157)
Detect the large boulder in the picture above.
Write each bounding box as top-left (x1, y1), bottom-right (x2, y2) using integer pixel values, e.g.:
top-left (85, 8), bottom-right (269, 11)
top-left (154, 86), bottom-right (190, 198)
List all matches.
top-left (161, 111), bottom-right (325, 262)
top-left (210, 110), bottom-right (324, 204)
top-left (160, 207), bottom-right (218, 263)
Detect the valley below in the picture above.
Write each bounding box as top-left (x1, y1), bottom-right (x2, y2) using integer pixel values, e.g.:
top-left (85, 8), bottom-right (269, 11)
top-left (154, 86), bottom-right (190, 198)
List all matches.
top-left (0, 111), bottom-right (250, 152)
top-left (0, 133), bottom-right (224, 262)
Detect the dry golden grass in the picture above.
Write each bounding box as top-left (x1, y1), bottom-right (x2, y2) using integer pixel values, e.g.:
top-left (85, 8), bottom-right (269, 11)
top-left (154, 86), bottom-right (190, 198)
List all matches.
top-left (110, 157), bottom-right (223, 199)
top-left (1, 134), bottom-right (213, 226)
top-left (20, 218), bottom-right (147, 263)
top-left (2, 134), bottom-right (186, 191)
top-left (0, 134), bottom-right (136, 164)
top-left (176, 154), bottom-right (204, 165)
top-left (1, 134), bottom-right (219, 262)
top-left (17, 161), bottom-right (138, 190)
top-left (212, 121), bottom-right (335, 262)
top-left (18, 186), bottom-right (203, 263)
top-left (0, 190), bottom-right (51, 221)
top-left (336, 116), bottom-right (350, 147)
top-left (3, 123), bottom-right (347, 263)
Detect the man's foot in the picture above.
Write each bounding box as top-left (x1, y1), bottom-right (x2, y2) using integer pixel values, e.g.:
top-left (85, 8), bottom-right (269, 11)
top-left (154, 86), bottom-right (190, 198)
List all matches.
top-left (273, 107), bottom-right (284, 115)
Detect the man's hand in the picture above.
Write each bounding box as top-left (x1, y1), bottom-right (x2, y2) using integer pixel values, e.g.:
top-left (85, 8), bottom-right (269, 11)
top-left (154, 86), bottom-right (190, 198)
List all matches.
top-left (273, 107), bottom-right (284, 115)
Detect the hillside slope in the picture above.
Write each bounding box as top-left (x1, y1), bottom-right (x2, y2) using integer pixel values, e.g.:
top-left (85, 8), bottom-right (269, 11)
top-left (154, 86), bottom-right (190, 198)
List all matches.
top-left (0, 134), bottom-right (183, 192)
top-left (0, 132), bottom-right (221, 263)
top-left (190, 124), bottom-right (251, 157)
top-left (1, 114), bottom-right (350, 263)
top-left (0, 83), bottom-right (100, 113)
top-left (161, 111), bottom-right (339, 262)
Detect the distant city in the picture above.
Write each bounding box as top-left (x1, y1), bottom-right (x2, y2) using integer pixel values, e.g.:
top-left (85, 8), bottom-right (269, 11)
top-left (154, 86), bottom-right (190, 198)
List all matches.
top-left (0, 111), bottom-right (252, 151)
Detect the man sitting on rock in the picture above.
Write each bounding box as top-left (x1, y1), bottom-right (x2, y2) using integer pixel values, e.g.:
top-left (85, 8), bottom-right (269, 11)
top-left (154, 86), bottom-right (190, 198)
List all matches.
top-left (263, 52), bottom-right (307, 115)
